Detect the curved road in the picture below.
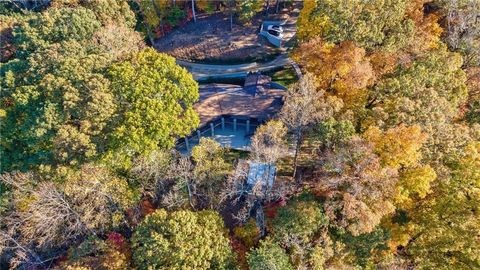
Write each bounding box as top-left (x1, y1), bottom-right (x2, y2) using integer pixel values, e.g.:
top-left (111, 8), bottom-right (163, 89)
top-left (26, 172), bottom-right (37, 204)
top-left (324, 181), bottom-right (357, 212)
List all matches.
top-left (177, 53), bottom-right (301, 81)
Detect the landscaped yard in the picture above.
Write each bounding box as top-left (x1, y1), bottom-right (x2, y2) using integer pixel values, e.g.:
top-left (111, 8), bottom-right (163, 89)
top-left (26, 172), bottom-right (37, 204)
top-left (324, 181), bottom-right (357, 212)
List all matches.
top-left (265, 66), bottom-right (298, 87)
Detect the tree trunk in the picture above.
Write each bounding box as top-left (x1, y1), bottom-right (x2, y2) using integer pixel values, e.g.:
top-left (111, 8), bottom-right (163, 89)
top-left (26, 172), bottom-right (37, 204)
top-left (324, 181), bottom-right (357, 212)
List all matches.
top-left (144, 23), bottom-right (155, 45)
top-left (254, 201), bottom-right (266, 237)
top-left (230, 12), bottom-right (233, 31)
top-left (186, 180), bottom-right (196, 210)
top-left (265, 0), bottom-right (270, 15)
top-left (192, 0), bottom-right (196, 23)
top-left (134, 0), bottom-right (155, 45)
top-left (275, 0), bottom-right (280, 13)
top-left (292, 130), bottom-right (302, 178)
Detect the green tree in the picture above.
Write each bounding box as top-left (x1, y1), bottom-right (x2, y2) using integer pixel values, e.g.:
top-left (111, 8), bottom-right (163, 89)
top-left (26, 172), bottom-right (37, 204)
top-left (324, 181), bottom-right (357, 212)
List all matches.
top-left (0, 5), bottom-right (143, 172)
top-left (106, 48), bottom-right (199, 167)
top-left (13, 7), bottom-right (101, 57)
top-left (314, 118), bottom-right (355, 150)
top-left (333, 227), bottom-right (390, 268)
top-left (247, 238), bottom-right (293, 270)
top-left (81, 0), bottom-right (137, 28)
top-left (1, 41), bottom-right (116, 170)
top-left (132, 209), bottom-right (236, 270)
top-left (237, 0), bottom-right (263, 24)
top-left (370, 45), bottom-right (467, 129)
top-left (298, 0), bottom-right (415, 51)
top-left (271, 194), bottom-right (328, 246)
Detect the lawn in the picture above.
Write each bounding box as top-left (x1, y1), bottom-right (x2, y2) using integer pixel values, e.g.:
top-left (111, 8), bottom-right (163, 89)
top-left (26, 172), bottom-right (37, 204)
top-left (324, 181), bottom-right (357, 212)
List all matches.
top-left (265, 66), bottom-right (298, 88)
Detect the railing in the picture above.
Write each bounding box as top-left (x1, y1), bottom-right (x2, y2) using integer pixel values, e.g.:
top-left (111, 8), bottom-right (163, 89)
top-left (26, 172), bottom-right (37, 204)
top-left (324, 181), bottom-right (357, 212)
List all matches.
top-left (176, 116), bottom-right (261, 150)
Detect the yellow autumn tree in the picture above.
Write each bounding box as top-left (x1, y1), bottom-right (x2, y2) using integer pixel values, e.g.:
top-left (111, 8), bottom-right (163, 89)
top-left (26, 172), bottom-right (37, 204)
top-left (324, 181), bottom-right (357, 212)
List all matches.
top-left (297, 0), bottom-right (323, 41)
top-left (363, 124), bottom-right (428, 169)
top-left (363, 124), bottom-right (436, 209)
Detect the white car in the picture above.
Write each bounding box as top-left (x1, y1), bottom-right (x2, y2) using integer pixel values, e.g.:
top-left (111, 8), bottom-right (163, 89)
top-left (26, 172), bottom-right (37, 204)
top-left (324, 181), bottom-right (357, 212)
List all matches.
top-left (267, 25), bottom-right (284, 32)
top-left (267, 25), bottom-right (284, 38)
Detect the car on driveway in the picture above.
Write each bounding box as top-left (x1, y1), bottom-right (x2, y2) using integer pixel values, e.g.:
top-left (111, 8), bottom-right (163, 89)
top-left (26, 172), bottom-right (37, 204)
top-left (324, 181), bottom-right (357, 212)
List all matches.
top-left (267, 25), bottom-right (284, 38)
top-left (267, 25), bottom-right (284, 32)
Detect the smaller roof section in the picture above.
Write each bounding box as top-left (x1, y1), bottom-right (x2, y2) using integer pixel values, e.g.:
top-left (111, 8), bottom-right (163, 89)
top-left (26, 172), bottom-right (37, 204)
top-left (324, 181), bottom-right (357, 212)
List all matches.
top-left (247, 161), bottom-right (276, 190)
top-left (244, 72), bottom-right (272, 96)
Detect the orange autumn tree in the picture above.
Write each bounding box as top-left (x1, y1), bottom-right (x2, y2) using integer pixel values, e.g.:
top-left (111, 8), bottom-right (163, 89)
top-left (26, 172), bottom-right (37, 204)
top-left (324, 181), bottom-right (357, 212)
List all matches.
top-left (405, 0), bottom-right (443, 55)
top-left (293, 39), bottom-right (375, 111)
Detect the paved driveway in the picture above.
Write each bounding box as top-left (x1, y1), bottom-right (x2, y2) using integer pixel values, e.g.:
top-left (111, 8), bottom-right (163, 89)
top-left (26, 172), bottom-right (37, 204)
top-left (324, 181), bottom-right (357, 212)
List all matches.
top-left (177, 53), bottom-right (298, 81)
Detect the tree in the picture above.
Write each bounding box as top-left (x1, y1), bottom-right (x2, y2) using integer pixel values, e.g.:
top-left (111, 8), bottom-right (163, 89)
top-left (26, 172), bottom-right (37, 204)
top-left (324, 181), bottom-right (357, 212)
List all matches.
top-left (56, 233), bottom-right (131, 270)
top-left (162, 155), bottom-right (196, 209)
top-left (0, 164), bottom-right (137, 268)
top-left (363, 124), bottom-right (427, 170)
top-left (369, 45), bottom-right (467, 130)
top-left (0, 5), bottom-right (144, 172)
top-left (13, 7), bottom-right (101, 57)
top-left (403, 0), bottom-right (443, 55)
top-left (237, 0), bottom-right (263, 24)
top-left (366, 44), bottom-right (472, 166)
top-left (247, 238), bottom-right (293, 270)
top-left (280, 73), bottom-right (342, 177)
top-left (81, 0), bottom-right (137, 28)
top-left (407, 143), bottom-right (480, 269)
top-left (225, 0), bottom-right (237, 30)
top-left (106, 48), bottom-right (199, 167)
top-left (395, 165), bottom-right (436, 208)
top-left (131, 209), bottom-right (236, 270)
top-left (333, 227), bottom-right (390, 268)
top-left (233, 218), bottom-right (260, 249)
top-left (297, 0), bottom-right (415, 51)
top-left (191, 0), bottom-right (196, 23)
top-left (296, 0), bottom-right (317, 41)
top-left (137, 139), bottom-right (231, 210)
top-left (135, 0), bottom-right (157, 43)
top-left (221, 160), bottom-right (291, 237)
top-left (271, 194), bottom-right (328, 246)
top-left (0, 14), bottom-right (18, 63)
top-left (131, 149), bottom-right (173, 201)
top-left (441, 0), bottom-right (480, 68)
top-left (314, 118), bottom-right (355, 150)
top-left (250, 120), bottom-right (288, 165)
top-left (90, 23), bottom-right (145, 61)
top-left (191, 138), bottom-right (232, 209)
top-left (316, 136), bottom-right (398, 236)
top-left (293, 40), bottom-right (374, 111)
top-left (1, 40), bottom-right (117, 171)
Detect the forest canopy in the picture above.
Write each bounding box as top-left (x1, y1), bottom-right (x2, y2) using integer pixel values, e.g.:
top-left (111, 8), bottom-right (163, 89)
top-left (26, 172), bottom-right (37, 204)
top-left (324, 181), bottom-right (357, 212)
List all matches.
top-left (1, 0), bottom-right (479, 269)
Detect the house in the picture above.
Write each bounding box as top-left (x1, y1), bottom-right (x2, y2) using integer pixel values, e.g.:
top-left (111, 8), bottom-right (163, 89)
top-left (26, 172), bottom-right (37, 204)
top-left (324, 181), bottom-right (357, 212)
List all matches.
top-left (177, 72), bottom-right (285, 152)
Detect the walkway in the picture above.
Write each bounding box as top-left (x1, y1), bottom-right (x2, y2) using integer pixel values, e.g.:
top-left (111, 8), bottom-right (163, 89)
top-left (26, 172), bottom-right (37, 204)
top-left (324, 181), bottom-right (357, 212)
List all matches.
top-left (177, 53), bottom-right (302, 81)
